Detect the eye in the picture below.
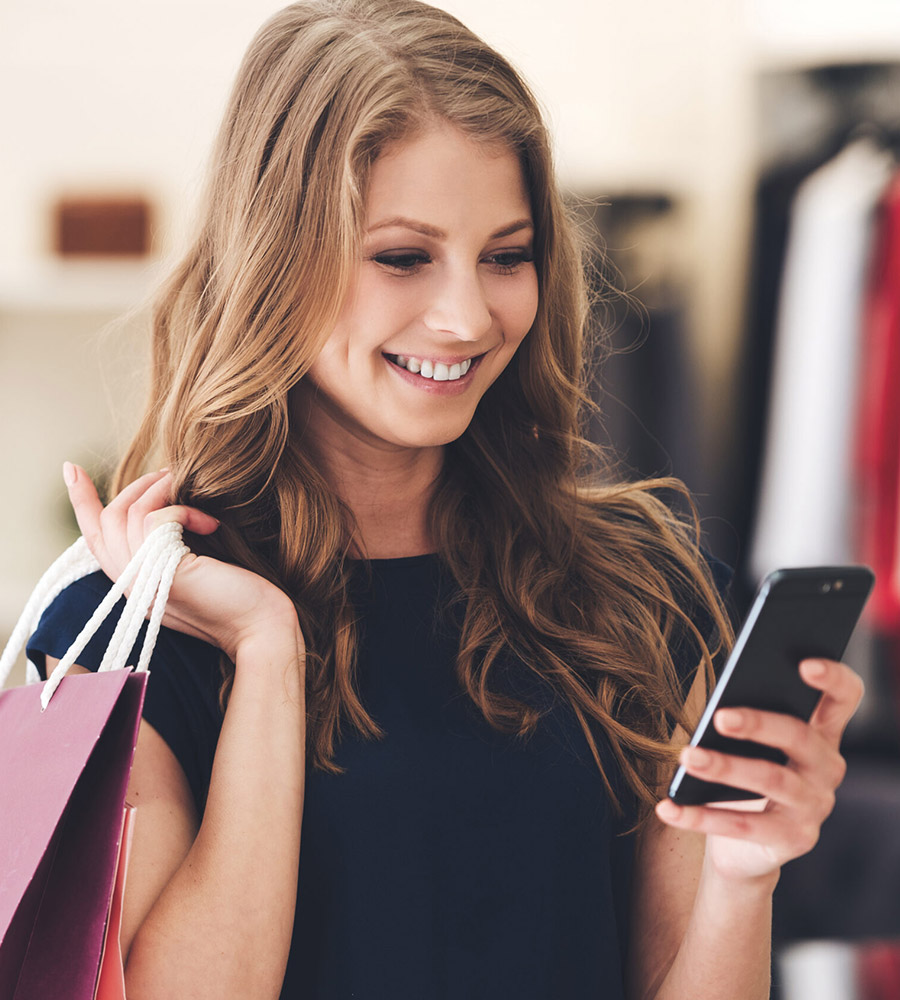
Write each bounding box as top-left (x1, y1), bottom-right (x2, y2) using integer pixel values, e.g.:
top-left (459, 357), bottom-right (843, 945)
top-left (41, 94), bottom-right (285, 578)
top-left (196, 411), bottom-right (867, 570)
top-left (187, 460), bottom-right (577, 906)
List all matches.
top-left (370, 251), bottom-right (431, 273)
top-left (483, 249), bottom-right (534, 274)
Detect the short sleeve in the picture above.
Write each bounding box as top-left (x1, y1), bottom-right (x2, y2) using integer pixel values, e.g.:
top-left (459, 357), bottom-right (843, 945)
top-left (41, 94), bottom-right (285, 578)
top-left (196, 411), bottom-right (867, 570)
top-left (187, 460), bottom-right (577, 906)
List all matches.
top-left (27, 571), bottom-right (224, 812)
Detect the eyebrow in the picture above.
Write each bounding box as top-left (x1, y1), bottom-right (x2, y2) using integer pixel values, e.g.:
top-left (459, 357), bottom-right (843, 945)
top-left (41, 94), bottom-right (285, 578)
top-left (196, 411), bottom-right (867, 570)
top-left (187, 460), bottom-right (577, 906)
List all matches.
top-left (366, 216), bottom-right (534, 240)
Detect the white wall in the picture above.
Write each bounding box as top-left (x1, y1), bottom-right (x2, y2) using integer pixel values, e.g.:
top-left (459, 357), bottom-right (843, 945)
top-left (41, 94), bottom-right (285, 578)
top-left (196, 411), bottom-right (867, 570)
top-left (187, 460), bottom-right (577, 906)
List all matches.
top-left (1, 0), bottom-right (757, 272)
top-left (2, 0), bottom-right (899, 675)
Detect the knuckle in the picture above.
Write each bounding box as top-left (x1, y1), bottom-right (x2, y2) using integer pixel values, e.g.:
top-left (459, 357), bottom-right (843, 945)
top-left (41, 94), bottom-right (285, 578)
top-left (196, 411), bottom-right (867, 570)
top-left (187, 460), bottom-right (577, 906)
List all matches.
top-left (831, 754), bottom-right (848, 787)
top-left (798, 823), bottom-right (820, 854)
top-left (818, 788), bottom-right (836, 819)
top-left (84, 525), bottom-right (104, 551)
top-left (732, 813), bottom-right (753, 837)
top-left (766, 761), bottom-right (788, 795)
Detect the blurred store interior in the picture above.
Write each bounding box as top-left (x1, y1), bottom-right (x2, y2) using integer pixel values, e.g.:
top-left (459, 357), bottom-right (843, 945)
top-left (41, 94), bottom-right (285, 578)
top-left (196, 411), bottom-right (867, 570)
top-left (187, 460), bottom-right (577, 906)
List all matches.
top-left (2, 1), bottom-right (900, 996)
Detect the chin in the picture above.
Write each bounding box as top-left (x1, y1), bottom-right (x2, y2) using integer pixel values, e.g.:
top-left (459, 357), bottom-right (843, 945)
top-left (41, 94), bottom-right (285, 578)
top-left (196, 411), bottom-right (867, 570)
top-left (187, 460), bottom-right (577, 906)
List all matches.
top-left (392, 421), bottom-right (472, 450)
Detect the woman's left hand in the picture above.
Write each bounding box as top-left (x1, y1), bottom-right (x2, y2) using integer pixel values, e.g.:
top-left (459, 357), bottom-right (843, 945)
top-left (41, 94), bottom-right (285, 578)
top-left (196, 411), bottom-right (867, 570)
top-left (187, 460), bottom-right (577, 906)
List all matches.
top-left (655, 657), bottom-right (864, 883)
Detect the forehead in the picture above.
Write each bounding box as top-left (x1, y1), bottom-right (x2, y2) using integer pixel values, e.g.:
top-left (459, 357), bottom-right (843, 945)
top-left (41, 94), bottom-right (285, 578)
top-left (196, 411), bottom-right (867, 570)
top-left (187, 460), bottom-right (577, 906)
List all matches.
top-left (364, 128), bottom-right (532, 233)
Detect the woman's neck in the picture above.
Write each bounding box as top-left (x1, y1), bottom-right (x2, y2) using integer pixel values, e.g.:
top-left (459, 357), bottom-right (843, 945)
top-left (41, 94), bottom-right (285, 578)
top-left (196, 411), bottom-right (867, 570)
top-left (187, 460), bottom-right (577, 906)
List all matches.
top-left (293, 382), bottom-right (444, 558)
top-left (316, 440), bottom-right (442, 559)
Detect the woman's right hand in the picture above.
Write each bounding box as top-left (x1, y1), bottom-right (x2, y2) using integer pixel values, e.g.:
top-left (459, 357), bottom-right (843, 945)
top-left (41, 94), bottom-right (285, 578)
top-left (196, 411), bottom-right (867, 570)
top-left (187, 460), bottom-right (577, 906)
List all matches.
top-left (64, 462), bottom-right (300, 662)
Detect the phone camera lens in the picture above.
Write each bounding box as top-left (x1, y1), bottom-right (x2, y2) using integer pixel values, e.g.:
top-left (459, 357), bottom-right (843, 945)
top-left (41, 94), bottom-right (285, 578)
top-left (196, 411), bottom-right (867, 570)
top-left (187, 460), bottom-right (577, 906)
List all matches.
top-left (821, 582), bottom-right (832, 593)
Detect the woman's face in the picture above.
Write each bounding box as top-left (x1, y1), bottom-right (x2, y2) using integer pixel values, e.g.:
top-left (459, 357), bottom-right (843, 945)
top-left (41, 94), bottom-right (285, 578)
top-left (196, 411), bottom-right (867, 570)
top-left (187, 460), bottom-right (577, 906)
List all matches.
top-left (303, 126), bottom-right (539, 456)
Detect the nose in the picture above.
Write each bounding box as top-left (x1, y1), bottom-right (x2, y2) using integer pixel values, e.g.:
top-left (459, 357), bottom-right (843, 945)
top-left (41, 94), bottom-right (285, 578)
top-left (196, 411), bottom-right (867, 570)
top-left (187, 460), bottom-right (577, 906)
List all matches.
top-left (422, 266), bottom-right (493, 342)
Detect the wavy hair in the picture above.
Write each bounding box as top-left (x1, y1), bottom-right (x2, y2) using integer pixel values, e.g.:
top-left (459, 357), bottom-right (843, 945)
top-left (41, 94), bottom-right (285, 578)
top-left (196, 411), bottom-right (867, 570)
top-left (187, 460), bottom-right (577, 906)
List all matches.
top-left (115, 0), bottom-right (732, 820)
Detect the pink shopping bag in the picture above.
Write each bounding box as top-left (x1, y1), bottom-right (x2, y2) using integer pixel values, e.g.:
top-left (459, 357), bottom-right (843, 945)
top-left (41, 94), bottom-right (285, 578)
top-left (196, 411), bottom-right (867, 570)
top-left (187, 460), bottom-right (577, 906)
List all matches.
top-left (0, 522), bottom-right (188, 998)
top-left (95, 803), bottom-right (136, 1000)
top-left (0, 670), bottom-right (147, 1000)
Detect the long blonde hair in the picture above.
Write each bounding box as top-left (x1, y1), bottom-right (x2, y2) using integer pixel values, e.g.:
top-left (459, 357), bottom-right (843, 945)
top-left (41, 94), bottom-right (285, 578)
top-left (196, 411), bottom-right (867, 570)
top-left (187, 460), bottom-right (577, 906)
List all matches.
top-left (116, 0), bottom-right (732, 820)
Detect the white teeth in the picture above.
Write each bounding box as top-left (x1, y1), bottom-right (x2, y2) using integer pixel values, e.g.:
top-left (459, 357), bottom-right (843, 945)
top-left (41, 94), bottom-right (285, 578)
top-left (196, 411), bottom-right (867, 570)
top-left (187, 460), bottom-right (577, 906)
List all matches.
top-left (388, 354), bottom-right (475, 381)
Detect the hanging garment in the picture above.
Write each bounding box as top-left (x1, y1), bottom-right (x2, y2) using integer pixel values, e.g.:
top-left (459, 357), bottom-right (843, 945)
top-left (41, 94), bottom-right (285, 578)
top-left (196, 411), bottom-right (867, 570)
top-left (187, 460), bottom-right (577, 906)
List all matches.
top-left (857, 170), bottom-right (900, 633)
top-left (733, 153), bottom-right (836, 606)
top-left (750, 140), bottom-right (894, 583)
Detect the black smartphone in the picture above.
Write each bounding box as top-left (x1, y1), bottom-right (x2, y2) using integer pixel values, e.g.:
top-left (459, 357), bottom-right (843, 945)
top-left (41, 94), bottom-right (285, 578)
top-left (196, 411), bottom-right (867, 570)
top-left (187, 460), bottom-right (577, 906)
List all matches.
top-left (667, 565), bottom-right (874, 806)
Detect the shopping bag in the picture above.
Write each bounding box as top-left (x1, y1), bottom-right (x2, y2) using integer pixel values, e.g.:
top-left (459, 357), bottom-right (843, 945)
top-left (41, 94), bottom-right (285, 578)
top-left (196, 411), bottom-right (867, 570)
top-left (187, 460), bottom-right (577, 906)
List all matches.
top-left (0, 671), bottom-right (146, 999)
top-left (95, 803), bottom-right (136, 1000)
top-left (0, 522), bottom-right (189, 1000)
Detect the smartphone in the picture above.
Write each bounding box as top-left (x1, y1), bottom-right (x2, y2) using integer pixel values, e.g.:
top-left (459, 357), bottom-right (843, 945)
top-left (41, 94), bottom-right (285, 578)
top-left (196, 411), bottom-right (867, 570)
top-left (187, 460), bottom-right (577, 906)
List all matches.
top-left (667, 565), bottom-right (874, 806)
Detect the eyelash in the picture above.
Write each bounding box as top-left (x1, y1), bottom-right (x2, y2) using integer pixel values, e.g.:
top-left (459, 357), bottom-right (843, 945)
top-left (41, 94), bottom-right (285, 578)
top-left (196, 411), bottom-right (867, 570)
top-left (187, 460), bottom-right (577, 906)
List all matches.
top-left (370, 250), bottom-right (534, 275)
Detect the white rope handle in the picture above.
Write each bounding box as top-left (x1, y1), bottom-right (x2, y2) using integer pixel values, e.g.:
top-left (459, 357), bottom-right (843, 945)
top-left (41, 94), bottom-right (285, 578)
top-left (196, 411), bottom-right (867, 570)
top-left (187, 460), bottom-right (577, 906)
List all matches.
top-left (0, 522), bottom-right (190, 709)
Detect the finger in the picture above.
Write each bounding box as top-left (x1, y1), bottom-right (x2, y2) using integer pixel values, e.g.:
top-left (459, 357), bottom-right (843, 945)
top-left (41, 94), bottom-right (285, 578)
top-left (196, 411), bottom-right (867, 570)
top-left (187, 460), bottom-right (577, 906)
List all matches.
top-left (64, 462), bottom-right (107, 555)
top-left (713, 706), bottom-right (822, 761)
top-left (655, 798), bottom-right (821, 857)
top-left (101, 468), bottom-right (171, 562)
top-left (105, 467), bottom-right (170, 512)
top-left (800, 659), bottom-right (866, 744)
top-left (145, 505), bottom-right (220, 537)
top-left (125, 473), bottom-right (177, 552)
top-left (713, 706), bottom-right (847, 788)
top-left (677, 745), bottom-right (819, 810)
top-left (123, 475), bottom-right (219, 549)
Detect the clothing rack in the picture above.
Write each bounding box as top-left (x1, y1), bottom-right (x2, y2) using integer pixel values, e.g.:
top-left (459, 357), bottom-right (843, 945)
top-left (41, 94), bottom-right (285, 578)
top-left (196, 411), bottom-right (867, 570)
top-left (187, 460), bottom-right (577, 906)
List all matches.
top-left (742, 59), bottom-right (900, 1000)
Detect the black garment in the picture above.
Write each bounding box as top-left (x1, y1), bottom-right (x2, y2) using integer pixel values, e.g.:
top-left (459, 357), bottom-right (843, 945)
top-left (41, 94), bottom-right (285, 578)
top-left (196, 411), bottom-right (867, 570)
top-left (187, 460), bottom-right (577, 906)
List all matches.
top-left (28, 552), bottom-right (726, 999)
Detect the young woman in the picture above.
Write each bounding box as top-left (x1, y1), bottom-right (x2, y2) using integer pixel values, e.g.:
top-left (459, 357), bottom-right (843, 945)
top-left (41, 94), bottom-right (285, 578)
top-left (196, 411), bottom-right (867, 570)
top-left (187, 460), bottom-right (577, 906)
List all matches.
top-left (29, 1), bottom-right (862, 997)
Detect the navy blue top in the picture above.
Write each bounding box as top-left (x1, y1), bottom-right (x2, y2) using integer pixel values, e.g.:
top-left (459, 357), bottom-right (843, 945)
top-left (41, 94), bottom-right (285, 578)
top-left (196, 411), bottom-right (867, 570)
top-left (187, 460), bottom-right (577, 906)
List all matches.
top-left (28, 552), bottom-right (728, 999)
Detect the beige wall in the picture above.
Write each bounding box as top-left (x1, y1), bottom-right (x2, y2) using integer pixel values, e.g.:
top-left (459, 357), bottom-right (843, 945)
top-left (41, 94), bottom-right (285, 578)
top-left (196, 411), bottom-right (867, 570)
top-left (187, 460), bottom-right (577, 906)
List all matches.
top-left (3, 0), bottom-right (899, 682)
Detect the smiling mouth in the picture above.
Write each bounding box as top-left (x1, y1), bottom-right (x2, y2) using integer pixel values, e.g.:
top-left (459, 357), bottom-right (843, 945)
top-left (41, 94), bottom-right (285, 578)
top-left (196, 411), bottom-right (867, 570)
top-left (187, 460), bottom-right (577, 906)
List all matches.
top-left (383, 353), bottom-right (484, 382)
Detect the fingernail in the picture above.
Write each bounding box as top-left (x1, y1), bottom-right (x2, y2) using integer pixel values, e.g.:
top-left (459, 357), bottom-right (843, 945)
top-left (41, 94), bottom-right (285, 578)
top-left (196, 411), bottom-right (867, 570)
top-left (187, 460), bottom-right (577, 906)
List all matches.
top-left (62, 462), bottom-right (77, 487)
top-left (716, 708), bottom-right (743, 731)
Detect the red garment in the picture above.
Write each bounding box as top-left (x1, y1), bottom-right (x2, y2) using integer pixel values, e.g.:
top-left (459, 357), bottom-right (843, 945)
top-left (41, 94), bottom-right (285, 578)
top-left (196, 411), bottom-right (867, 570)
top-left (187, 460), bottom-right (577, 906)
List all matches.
top-left (858, 940), bottom-right (900, 1000)
top-left (856, 171), bottom-right (900, 632)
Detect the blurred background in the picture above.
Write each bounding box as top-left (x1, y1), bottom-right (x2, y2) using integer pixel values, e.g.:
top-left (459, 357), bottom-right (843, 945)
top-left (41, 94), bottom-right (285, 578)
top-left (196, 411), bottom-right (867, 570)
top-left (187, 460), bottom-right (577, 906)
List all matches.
top-left (2, 1), bottom-right (900, 996)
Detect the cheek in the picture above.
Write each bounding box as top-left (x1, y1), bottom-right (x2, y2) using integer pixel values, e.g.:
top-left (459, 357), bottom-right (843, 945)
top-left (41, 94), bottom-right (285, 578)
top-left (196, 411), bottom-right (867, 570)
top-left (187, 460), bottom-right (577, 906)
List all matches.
top-left (500, 274), bottom-right (539, 346)
top-left (352, 274), bottom-right (425, 342)
top-left (307, 334), bottom-right (346, 381)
